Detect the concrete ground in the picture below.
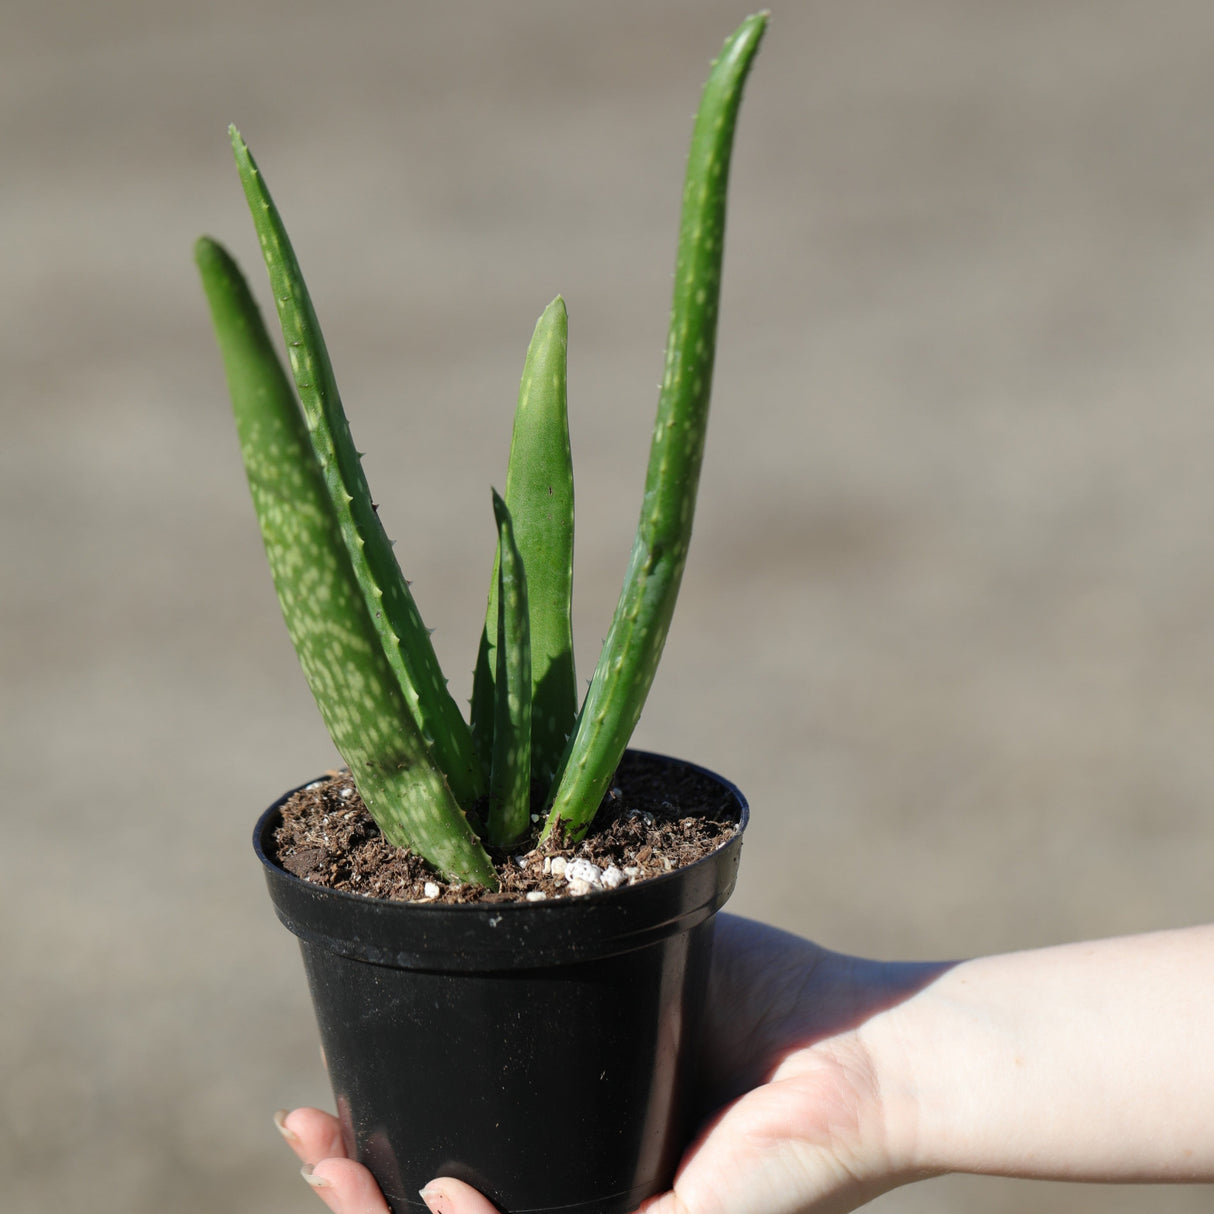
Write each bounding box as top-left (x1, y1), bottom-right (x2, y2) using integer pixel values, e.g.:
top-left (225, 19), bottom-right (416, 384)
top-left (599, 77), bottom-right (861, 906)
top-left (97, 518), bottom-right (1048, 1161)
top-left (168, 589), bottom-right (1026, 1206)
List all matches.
top-left (4, 2), bottom-right (1213, 1211)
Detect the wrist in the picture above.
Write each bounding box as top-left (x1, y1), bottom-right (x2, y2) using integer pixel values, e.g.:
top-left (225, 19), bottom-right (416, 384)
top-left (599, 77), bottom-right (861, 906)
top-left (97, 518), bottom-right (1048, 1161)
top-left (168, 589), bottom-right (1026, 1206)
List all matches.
top-left (847, 955), bottom-right (954, 1187)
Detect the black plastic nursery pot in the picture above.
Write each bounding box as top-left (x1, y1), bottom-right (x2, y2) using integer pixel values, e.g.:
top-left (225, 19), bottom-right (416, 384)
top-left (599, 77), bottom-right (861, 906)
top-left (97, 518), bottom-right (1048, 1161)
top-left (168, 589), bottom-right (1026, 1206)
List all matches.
top-left (254, 750), bottom-right (748, 1214)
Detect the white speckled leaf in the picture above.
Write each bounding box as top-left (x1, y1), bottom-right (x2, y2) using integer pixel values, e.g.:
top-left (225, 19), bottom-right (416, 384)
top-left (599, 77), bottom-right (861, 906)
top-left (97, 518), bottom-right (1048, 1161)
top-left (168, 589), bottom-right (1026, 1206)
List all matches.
top-left (545, 15), bottom-right (767, 837)
top-left (196, 237), bottom-right (495, 887)
top-left (228, 128), bottom-right (485, 809)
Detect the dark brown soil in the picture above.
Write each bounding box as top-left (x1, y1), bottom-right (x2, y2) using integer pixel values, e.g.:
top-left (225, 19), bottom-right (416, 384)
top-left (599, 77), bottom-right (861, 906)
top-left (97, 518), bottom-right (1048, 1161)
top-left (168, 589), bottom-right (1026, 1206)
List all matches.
top-left (271, 752), bottom-right (740, 904)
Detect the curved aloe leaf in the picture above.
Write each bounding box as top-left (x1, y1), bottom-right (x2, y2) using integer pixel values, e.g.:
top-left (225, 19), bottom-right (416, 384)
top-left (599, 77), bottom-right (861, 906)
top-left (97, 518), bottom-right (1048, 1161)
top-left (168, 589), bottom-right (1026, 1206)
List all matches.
top-left (485, 491), bottom-right (532, 849)
top-left (195, 237), bottom-right (496, 886)
top-left (543, 13), bottom-right (767, 837)
top-left (228, 127), bottom-right (485, 808)
top-left (471, 298), bottom-right (576, 788)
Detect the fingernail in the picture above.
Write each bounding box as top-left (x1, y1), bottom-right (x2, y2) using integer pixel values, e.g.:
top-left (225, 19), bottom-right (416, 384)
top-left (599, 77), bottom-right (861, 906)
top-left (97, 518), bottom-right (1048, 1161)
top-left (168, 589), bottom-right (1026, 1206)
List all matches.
top-left (273, 1109), bottom-right (301, 1143)
top-left (302, 1164), bottom-right (332, 1189)
top-left (419, 1182), bottom-right (446, 1214)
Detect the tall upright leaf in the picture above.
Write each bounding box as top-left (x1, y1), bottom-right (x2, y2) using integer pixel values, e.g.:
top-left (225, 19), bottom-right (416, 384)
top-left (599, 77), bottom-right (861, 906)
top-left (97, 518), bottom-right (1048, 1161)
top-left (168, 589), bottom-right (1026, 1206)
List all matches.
top-left (196, 237), bottom-right (496, 886)
top-left (472, 298), bottom-right (576, 789)
top-left (229, 128), bottom-right (486, 808)
top-left (485, 492), bottom-right (532, 849)
top-left (544, 13), bottom-right (767, 837)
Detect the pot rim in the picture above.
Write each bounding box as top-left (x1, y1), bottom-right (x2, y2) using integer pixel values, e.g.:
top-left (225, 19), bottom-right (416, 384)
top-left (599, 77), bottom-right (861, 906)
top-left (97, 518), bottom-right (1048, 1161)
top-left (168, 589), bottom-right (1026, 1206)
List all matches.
top-left (253, 749), bottom-right (748, 970)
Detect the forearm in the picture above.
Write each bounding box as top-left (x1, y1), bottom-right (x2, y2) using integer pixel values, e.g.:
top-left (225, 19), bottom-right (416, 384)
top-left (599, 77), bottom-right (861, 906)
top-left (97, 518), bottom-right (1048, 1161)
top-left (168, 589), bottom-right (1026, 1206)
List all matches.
top-left (867, 924), bottom-right (1214, 1184)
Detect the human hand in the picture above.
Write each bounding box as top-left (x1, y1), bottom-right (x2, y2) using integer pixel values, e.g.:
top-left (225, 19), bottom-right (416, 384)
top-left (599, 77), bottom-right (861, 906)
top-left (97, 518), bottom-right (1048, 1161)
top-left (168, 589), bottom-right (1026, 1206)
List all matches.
top-left (634, 914), bottom-right (942, 1214)
top-left (274, 1104), bottom-right (495, 1214)
top-left (275, 913), bottom-right (944, 1214)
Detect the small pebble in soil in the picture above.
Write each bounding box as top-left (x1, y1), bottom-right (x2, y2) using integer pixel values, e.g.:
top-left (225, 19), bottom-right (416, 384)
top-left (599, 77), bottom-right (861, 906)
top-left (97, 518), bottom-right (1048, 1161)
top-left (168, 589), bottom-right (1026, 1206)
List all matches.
top-left (423, 882), bottom-right (440, 899)
top-left (565, 858), bottom-right (603, 886)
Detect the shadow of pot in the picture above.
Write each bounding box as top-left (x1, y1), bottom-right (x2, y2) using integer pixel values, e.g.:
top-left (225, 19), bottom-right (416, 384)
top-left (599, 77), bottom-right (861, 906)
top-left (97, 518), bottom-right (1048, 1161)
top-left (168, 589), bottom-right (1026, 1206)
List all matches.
top-left (254, 750), bottom-right (748, 1214)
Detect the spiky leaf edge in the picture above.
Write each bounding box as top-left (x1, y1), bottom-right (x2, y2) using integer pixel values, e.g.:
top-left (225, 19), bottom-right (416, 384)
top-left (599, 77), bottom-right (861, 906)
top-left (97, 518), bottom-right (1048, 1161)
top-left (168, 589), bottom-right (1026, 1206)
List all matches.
top-left (195, 237), bottom-right (496, 885)
top-left (229, 127), bottom-right (486, 808)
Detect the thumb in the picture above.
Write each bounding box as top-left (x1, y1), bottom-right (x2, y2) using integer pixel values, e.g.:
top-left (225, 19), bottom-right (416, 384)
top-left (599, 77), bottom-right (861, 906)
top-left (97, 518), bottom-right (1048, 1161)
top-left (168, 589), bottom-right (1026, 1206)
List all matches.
top-left (420, 1176), bottom-right (501, 1214)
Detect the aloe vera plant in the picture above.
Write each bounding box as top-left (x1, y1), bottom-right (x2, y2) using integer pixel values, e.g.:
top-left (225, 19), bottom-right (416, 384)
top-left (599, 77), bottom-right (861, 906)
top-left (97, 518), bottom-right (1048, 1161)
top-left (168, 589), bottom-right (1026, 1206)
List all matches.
top-left (197, 13), bottom-right (766, 888)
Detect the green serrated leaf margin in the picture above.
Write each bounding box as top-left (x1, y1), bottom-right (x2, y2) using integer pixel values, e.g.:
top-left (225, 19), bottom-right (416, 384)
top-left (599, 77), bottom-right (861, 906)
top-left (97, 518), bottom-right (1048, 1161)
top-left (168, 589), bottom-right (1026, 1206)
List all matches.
top-left (229, 127), bottom-right (486, 809)
top-left (195, 237), bottom-right (496, 886)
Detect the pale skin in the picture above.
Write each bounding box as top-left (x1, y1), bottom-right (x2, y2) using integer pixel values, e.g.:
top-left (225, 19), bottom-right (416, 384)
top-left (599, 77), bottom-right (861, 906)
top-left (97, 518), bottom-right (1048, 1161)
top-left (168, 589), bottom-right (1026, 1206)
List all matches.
top-left (275, 915), bottom-right (1214, 1214)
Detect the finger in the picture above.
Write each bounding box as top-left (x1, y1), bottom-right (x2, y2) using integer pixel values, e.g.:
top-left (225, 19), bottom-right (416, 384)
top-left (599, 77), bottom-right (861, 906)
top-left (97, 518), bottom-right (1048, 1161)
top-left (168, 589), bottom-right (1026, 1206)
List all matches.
top-left (275, 1107), bottom-right (348, 1166)
top-left (303, 1156), bottom-right (391, 1214)
top-left (420, 1175), bottom-right (501, 1214)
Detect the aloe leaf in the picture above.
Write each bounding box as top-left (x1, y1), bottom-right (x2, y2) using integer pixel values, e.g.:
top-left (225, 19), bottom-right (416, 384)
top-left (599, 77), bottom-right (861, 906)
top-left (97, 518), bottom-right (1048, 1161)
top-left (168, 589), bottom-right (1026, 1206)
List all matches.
top-left (543, 13), bottom-right (767, 837)
top-left (195, 237), bottom-right (496, 886)
top-left (471, 298), bottom-right (576, 788)
top-left (227, 127), bottom-right (485, 807)
top-left (485, 491), bottom-right (532, 849)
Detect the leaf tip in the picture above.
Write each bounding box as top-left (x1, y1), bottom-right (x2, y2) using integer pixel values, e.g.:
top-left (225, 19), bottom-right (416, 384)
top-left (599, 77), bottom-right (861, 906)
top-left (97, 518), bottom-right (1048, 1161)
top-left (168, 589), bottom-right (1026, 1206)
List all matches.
top-left (491, 487), bottom-right (510, 529)
top-left (193, 234), bottom-right (217, 266)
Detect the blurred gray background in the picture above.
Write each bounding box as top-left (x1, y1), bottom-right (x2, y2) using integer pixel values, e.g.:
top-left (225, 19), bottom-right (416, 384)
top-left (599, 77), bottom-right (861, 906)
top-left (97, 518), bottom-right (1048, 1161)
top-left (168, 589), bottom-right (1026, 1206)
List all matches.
top-left (5, 1), bottom-right (1213, 1211)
